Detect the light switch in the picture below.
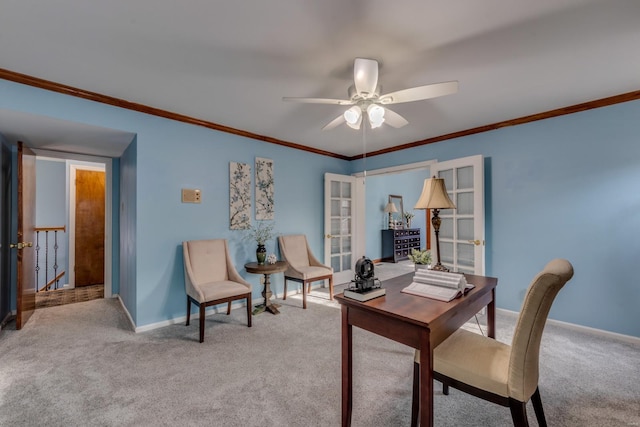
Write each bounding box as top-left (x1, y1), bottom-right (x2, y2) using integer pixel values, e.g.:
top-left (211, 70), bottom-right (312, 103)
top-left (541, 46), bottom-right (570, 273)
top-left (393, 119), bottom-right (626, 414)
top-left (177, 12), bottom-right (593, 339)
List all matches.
top-left (182, 189), bottom-right (201, 203)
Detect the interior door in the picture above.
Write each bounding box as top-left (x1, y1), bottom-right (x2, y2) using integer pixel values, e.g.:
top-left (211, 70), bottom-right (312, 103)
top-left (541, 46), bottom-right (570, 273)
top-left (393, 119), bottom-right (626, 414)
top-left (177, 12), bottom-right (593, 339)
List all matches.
top-left (16, 141), bottom-right (36, 329)
top-left (74, 169), bottom-right (105, 286)
top-left (430, 155), bottom-right (485, 275)
top-left (324, 173), bottom-right (355, 285)
top-left (0, 138), bottom-right (12, 324)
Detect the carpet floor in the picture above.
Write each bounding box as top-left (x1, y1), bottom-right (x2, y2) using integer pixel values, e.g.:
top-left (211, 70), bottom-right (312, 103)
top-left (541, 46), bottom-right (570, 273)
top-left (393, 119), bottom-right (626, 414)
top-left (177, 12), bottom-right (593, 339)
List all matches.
top-left (1, 262), bottom-right (638, 426)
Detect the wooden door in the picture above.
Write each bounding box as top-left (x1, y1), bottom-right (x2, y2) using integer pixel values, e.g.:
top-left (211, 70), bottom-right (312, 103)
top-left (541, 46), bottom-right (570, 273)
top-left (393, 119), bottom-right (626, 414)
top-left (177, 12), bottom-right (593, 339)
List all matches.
top-left (75, 169), bottom-right (105, 286)
top-left (0, 138), bottom-right (12, 324)
top-left (16, 141), bottom-right (36, 329)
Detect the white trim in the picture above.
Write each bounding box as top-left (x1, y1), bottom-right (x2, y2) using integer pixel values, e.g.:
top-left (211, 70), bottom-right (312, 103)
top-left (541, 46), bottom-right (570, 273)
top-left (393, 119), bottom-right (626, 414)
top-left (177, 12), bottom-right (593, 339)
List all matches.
top-left (69, 163), bottom-right (106, 291)
top-left (34, 149), bottom-right (112, 299)
top-left (351, 159), bottom-right (436, 177)
top-left (133, 299), bottom-right (257, 333)
top-left (496, 308), bottom-right (640, 345)
top-left (117, 294), bottom-right (136, 331)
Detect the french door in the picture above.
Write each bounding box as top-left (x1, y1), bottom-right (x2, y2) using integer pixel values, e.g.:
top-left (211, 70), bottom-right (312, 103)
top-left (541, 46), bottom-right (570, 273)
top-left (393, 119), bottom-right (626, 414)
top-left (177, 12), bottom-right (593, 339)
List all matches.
top-left (324, 173), bottom-right (356, 285)
top-left (430, 155), bottom-right (485, 275)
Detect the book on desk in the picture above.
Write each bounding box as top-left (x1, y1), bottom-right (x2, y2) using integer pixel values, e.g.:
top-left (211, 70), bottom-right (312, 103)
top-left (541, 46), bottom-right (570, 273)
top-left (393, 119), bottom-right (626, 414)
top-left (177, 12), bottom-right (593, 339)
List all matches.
top-left (401, 269), bottom-right (474, 302)
top-left (344, 287), bottom-right (386, 302)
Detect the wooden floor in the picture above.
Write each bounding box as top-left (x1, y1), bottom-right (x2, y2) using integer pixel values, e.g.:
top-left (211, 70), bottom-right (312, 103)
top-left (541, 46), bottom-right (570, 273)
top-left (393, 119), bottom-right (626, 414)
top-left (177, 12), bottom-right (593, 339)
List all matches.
top-left (36, 284), bottom-right (104, 309)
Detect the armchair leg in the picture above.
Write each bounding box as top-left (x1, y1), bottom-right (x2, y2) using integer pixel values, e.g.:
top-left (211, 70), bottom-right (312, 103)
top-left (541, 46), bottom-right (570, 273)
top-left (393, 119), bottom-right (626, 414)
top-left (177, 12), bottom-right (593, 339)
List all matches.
top-left (226, 301), bottom-right (231, 315)
top-left (246, 295), bottom-right (252, 327)
top-left (531, 388), bottom-right (547, 427)
top-left (329, 277), bottom-right (334, 300)
top-left (283, 279), bottom-right (288, 300)
top-left (199, 304), bottom-right (205, 343)
top-left (302, 281), bottom-right (307, 309)
top-left (186, 296), bottom-right (191, 326)
top-left (443, 383), bottom-right (449, 395)
top-left (508, 398), bottom-right (529, 427)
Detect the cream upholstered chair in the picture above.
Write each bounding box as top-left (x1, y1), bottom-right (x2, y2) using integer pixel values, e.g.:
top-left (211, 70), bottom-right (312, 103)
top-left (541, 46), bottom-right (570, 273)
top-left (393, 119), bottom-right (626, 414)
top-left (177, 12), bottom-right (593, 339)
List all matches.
top-left (411, 258), bottom-right (574, 426)
top-left (278, 234), bottom-right (333, 309)
top-left (183, 239), bottom-right (252, 343)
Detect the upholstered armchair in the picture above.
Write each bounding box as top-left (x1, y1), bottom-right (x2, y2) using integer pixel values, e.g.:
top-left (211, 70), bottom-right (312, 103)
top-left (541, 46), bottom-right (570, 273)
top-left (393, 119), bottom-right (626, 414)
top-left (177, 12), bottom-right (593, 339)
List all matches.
top-left (278, 234), bottom-right (333, 309)
top-left (183, 239), bottom-right (252, 343)
top-left (411, 258), bottom-right (574, 426)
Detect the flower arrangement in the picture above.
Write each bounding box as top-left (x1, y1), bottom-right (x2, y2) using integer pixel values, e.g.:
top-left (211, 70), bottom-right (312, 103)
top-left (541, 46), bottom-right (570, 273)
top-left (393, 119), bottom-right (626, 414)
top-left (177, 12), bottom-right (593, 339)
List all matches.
top-left (408, 248), bottom-right (432, 265)
top-left (244, 221), bottom-right (275, 245)
top-left (403, 211), bottom-right (415, 227)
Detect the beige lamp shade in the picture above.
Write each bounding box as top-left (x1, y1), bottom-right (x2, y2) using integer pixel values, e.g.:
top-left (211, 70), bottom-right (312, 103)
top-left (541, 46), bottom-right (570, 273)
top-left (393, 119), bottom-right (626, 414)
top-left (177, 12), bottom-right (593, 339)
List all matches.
top-left (384, 202), bottom-right (399, 213)
top-left (414, 178), bottom-right (456, 210)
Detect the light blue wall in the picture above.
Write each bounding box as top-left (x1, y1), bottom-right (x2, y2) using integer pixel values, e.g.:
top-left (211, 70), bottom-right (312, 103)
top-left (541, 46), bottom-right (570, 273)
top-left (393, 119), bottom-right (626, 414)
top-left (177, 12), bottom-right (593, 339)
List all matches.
top-left (3, 77), bottom-right (639, 337)
top-left (351, 100), bottom-right (640, 337)
top-left (0, 79), bottom-right (350, 328)
top-left (364, 170), bottom-right (430, 258)
top-left (120, 139), bottom-right (137, 323)
top-left (35, 158), bottom-right (67, 290)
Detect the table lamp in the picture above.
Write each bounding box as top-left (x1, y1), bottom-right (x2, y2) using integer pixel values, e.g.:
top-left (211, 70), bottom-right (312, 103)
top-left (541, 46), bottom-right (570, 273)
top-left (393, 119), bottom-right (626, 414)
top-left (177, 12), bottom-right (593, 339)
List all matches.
top-left (383, 202), bottom-right (398, 229)
top-left (414, 177), bottom-right (456, 271)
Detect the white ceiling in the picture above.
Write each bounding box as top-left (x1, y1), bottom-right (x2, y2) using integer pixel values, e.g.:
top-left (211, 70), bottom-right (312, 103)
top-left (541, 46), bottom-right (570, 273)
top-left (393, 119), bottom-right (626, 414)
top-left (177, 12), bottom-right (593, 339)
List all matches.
top-left (1, 0), bottom-right (639, 158)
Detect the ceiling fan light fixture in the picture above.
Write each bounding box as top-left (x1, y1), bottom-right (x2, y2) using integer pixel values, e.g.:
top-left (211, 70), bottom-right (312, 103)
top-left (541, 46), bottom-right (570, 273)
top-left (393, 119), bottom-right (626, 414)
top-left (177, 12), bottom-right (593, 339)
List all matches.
top-left (367, 104), bottom-right (385, 129)
top-left (344, 106), bottom-right (362, 129)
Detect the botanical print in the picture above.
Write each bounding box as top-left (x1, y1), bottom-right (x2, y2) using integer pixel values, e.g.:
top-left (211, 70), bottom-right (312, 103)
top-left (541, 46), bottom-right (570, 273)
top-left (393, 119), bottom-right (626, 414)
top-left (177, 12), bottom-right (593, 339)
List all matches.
top-left (255, 157), bottom-right (274, 220)
top-left (229, 162), bottom-right (251, 230)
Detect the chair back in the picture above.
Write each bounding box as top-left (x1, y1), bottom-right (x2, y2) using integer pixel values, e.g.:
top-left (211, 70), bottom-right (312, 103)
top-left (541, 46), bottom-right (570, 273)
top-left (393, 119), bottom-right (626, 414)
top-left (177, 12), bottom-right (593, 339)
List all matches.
top-left (508, 258), bottom-right (574, 401)
top-left (278, 235), bottom-right (311, 268)
top-left (183, 239), bottom-right (230, 285)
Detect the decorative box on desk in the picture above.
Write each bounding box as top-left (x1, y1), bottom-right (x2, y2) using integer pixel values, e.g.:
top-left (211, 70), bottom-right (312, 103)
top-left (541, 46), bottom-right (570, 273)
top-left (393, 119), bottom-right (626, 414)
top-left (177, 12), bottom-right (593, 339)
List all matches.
top-left (381, 228), bottom-right (421, 263)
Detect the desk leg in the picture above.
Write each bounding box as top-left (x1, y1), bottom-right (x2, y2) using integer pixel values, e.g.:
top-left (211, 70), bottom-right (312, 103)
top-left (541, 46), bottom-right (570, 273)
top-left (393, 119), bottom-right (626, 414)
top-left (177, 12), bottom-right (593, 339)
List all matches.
top-left (341, 305), bottom-right (352, 427)
top-left (418, 329), bottom-right (434, 427)
top-left (487, 287), bottom-right (496, 339)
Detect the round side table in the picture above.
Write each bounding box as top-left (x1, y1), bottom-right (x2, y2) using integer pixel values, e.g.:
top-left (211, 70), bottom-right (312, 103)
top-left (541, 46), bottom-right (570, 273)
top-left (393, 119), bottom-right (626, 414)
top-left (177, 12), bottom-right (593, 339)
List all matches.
top-left (244, 261), bottom-right (288, 315)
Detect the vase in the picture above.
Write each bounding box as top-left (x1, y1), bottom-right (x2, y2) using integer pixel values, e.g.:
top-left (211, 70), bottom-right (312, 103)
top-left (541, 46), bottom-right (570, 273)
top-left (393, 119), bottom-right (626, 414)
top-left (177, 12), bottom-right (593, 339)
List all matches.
top-left (256, 244), bottom-right (267, 265)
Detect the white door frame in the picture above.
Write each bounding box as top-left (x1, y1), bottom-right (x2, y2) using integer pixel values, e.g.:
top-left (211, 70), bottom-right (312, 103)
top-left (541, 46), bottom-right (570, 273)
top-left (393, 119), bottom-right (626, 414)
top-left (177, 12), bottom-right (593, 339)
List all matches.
top-left (34, 149), bottom-right (113, 298)
top-left (69, 163), bottom-right (107, 291)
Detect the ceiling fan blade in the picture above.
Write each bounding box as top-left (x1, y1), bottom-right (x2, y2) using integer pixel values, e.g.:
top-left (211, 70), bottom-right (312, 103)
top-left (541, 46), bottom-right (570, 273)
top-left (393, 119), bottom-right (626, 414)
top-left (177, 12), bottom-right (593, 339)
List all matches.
top-left (379, 81), bottom-right (458, 104)
top-left (382, 107), bottom-right (409, 128)
top-left (354, 58), bottom-right (378, 98)
top-left (322, 114), bottom-right (346, 131)
top-left (282, 97), bottom-right (353, 105)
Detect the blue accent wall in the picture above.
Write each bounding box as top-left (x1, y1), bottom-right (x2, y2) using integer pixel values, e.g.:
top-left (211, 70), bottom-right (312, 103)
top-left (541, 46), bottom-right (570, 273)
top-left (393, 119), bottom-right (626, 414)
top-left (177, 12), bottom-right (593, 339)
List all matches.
top-left (1, 78), bottom-right (639, 337)
top-left (119, 138), bottom-right (137, 324)
top-left (364, 169), bottom-right (430, 258)
top-left (35, 158), bottom-right (67, 290)
top-left (351, 100), bottom-right (640, 337)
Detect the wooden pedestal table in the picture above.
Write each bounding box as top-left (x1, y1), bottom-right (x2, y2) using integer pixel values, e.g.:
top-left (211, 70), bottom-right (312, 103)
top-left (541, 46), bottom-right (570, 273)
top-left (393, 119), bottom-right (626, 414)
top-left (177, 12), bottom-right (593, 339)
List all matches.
top-left (244, 261), bottom-right (288, 315)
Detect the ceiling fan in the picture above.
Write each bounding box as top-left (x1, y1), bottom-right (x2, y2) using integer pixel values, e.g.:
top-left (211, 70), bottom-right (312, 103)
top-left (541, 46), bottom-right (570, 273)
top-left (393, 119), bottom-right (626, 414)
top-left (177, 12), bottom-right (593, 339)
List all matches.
top-left (283, 58), bottom-right (458, 131)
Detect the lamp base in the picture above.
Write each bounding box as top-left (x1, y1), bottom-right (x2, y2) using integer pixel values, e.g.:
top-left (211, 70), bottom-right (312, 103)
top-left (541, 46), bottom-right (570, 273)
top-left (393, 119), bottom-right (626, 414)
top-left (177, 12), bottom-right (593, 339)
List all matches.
top-left (431, 263), bottom-right (449, 272)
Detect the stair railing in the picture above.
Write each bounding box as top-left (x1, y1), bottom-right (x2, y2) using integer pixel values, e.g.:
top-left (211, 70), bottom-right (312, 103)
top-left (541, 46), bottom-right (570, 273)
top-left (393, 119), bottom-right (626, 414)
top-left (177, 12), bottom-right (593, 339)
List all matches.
top-left (35, 226), bottom-right (66, 292)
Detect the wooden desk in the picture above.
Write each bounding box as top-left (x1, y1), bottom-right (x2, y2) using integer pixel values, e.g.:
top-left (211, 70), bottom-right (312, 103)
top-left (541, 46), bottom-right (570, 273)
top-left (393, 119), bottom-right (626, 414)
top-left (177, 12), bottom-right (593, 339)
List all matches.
top-left (335, 272), bottom-right (497, 427)
top-left (245, 261), bottom-right (288, 315)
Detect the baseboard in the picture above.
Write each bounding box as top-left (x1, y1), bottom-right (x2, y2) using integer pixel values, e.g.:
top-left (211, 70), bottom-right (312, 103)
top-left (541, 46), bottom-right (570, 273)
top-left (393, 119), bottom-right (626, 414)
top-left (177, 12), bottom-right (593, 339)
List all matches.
top-left (116, 295), bottom-right (137, 332)
top-left (132, 296), bottom-right (266, 333)
top-left (496, 308), bottom-right (640, 345)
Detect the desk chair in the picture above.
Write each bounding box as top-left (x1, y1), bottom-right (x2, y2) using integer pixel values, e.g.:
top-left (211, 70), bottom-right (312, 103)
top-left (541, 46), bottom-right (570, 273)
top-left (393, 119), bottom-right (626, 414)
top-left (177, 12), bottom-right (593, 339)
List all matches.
top-left (278, 234), bottom-right (333, 309)
top-left (183, 239), bottom-right (252, 343)
top-left (411, 259), bottom-right (574, 426)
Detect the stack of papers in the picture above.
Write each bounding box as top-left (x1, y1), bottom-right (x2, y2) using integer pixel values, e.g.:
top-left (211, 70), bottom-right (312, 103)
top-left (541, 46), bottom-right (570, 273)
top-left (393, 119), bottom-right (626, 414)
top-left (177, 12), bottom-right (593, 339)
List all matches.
top-left (402, 270), bottom-right (473, 302)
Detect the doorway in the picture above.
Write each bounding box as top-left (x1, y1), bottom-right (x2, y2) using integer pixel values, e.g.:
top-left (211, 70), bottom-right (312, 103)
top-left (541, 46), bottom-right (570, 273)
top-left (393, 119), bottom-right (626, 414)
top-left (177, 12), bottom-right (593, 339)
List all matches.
top-left (33, 151), bottom-right (113, 310)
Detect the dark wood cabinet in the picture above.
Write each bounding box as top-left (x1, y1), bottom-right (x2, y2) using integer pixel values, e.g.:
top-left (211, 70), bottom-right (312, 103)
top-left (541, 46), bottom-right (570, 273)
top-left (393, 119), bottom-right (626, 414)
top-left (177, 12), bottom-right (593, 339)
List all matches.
top-left (381, 228), bottom-right (421, 263)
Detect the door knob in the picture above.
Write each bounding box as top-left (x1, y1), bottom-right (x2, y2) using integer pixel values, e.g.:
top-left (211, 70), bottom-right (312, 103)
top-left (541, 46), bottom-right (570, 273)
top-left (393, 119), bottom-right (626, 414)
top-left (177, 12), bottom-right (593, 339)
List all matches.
top-left (9, 242), bottom-right (33, 250)
top-left (467, 240), bottom-right (482, 246)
